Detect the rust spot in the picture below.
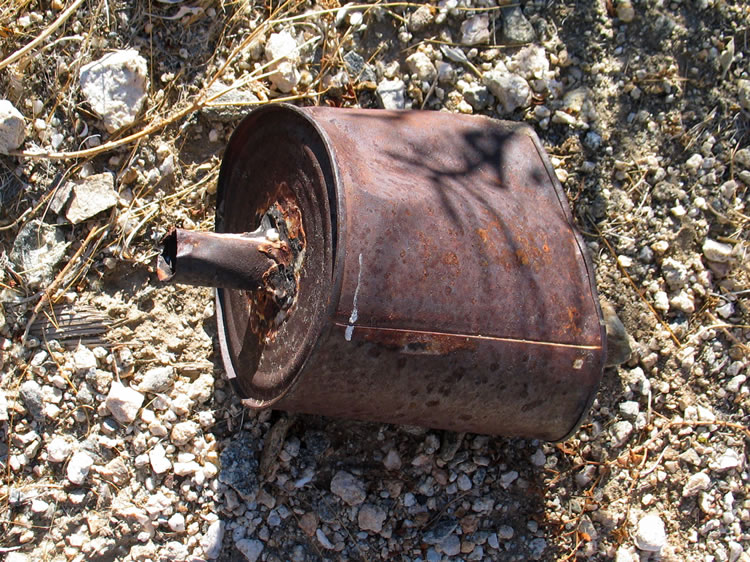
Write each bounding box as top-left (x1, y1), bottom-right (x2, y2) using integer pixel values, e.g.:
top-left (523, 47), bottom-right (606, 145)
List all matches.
top-left (442, 252), bottom-right (459, 266)
top-left (353, 327), bottom-right (478, 355)
top-left (477, 228), bottom-right (489, 243)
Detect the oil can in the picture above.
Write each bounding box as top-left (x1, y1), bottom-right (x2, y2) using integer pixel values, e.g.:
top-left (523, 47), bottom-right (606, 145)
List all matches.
top-left (159, 104), bottom-right (606, 440)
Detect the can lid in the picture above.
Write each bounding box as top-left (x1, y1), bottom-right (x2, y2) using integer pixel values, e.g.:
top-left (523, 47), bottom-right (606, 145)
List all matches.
top-left (215, 104), bottom-right (338, 407)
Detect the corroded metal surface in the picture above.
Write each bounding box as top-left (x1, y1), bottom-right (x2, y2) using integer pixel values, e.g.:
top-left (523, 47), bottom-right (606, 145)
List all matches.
top-left (170, 104), bottom-right (606, 440)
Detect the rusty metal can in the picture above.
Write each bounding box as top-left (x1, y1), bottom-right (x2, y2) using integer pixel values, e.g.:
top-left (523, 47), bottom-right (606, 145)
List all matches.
top-left (185, 104), bottom-right (606, 440)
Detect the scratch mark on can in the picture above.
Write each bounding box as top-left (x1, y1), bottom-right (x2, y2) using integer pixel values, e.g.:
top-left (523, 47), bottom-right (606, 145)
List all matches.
top-left (345, 253), bottom-right (363, 341)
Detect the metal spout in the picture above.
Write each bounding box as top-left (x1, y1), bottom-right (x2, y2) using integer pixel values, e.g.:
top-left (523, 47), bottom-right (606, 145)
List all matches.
top-left (157, 228), bottom-right (279, 291)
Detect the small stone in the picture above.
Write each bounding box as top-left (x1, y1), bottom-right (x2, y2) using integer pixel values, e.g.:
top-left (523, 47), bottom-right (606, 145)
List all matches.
top-left (408, 5), bottom-right (433, 31)
top-left (611, 421), bottom-right (633, 447)
top-left (0, 391), bottom-right (7, 422)
top-left (682, 472), bottom-right (711, 497)
top-left (73, 345), bottom-right (97, 372)
top-left (0, 99), bottom-right (26, 154)
top-left (376, 79), bottom-right (407, 110)
top-left (529, 538), bottom-right (547, 560)
top-left (602, 301), bottom-right (632, 366)
top-left (67, 451), bottom-right (94, 485)
top-left (31, 499), bottom-right (49, 513)
top-left (236, 538), bottom-right (264, 562)
top-left (437, 534), bottom-right (461, 556)
top-left (670, 291), bottom-right (695, 314)
top-left (738, 79), bottom-right (750, 111)
top-left (139, 366), bottom-right (174, 393)
top-left (171, 421), bottom-right (199, 446)
top-left (634, 514), bottom-right (666, 552)
top-left (462, 83), bottom-right (490, 110)
top-left (552, 110), bottom-right (578, 126)
top-left (168, 513), bottom-right (186, 532)
top-left (105, 381), bottom-right (144, 424)
top-left (457, 473), bottom-right (472, 491)
top-left (619, 401), bottom-right (640, 418)
top-left (316, 528), bottom-right (335, 549)
top-left (64, 173), bottom-right (118, 224)
top-left (19, 380), bottom-right (44, 420)
top-left (265, 31), bottom-right (300, 93)
top-left (483, 71), bottom-right (530, 113)
top-left (711, 448), bottom-right (742, 471)
top-left (423, 518), bottom-right (458, 544)
top-left (406, 51), bottom-right (437, 82)
top-left (383, 449), bottom-right (402, 470)
top-left (461, 15), bottom-right (490, 45)
top-left (201, 520), bottom-right (224, 560)
top-left (219, 433), bottom-right (259, 501)
top-left (149, 443), bottom-right (172, 474)
top-left (47, 437), bottom-right (73, 463)
top-left (330, 470), bottom-right (366, 505)
top-left (702, 239), bottom-right (734, 263)
top-left (685, 153), bottom-right (704, 173)
top-left (79, 49), bottom-right (149, 132)
top-left (500, 470), bottom-right (518, 488)
top-left (11, 219), bottom-right (70, 288)
top-left (616, 0), bottom-right (635, 22)
top-left (358, 504), bottom-right (386, 533)
top-left (497, 525), bottom-right (514, 540)
top-left (501, 5), bottom-right (535, 44)
top-left (530, 449), bottom-right (546, 466)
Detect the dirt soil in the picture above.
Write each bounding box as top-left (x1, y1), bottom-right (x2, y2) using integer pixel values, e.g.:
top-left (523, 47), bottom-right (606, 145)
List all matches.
top-left (0, 1), bottom-right (749, 561)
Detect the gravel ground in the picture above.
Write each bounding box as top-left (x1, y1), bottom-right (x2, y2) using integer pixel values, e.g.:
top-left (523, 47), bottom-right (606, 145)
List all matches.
top-left (1, 1), bottom-right (749, 561)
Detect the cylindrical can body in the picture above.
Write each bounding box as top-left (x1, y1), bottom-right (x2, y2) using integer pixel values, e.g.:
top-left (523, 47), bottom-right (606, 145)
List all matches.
top-left (215, 105), bottom-right (606, 440)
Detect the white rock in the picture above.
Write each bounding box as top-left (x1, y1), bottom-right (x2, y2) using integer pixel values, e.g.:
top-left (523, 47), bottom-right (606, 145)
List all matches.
top-left (73, 345), bottom-right (97, 372)
top-left (173, 461), bottom-right (201, 476)
top-left (201, 520), bottom-right (225, 559)
top-left (615, 546), bottom-right (637, 562)
top-left (236, 538), bottom-right (264, 562)
top-left (702, 239), bottom-right (734, 263)
top-left (105, 381), bottom-right (144, 424)
top-left (406, 51), bottom-right (437, 82)
top-left (65, 173), bottom-right (118, 224)
top-left (670, 291), bottom-right (695, 314)
top-left (67, 451), bottom-right (94, 485)
top-left (0, 390), bottom-right (8, 422)
top-left (483, 71), bottom-right (530, 113)
top-left (376, 79), bottom-right (407, 110)
top-left (738, 79), bottom-right (750, 111)
top-left (511, 46), bottom-right (549, 80)
top-left (711, 448), bottom-right (743, 471)
top-left (685, 153), bottom-right (703, 173)
top-left (611, 420), bottom-right (633, 446)
top-left (171, 421), bottom-right (199, 446)
top-left (0, 99), bottom-right (26, 154)
top-left (79, 49), bottom-right (149, 132)
top-left (168, 513), bottom-right (186, 532)
top-left (330, 470), bottom-right (366, 505)
top-left (265, 31), bottom-right (300, 93)
top-left (461, 15), bottom-right (490, 45)
top-left (682, 472), bottom-right (711, 497)
top-left (31, 499), bottom-right (50, 513)
top-left (47, 436), bottom-right (73, 463)
top-left (149, 443), bottom-right (172, 474)
top-left (358, 503), bottom-right (386, 533)
top-left (634, 513), bottom-right (666, 552)
top-left (139, 366), bottom-right (174, 393)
